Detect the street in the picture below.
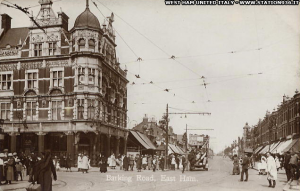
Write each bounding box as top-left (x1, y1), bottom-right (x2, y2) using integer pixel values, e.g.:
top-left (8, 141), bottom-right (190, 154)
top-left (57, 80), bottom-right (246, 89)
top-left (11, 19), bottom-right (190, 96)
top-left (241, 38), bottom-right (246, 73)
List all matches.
top-left (1, 156), bottom-right (289, 191)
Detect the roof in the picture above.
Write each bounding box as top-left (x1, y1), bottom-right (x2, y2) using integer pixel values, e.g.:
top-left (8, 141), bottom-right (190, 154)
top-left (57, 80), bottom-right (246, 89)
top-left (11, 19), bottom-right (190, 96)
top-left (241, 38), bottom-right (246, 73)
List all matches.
top-left (73, 8), bottom-right (100, 30)
top-left (0, 27), bottom-right (29, 48)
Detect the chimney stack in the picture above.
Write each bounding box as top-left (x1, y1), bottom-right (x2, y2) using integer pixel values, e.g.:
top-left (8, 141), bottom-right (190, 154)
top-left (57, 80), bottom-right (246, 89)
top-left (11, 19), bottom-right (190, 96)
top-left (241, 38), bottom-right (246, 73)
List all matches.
top-left (1, 14), bottom-right (12, 34)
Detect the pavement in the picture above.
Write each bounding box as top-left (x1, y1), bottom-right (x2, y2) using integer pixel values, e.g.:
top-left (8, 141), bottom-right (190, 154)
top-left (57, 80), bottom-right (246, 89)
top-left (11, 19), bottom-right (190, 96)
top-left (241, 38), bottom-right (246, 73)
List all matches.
top-left (0, 156), bottom-right (299, 191)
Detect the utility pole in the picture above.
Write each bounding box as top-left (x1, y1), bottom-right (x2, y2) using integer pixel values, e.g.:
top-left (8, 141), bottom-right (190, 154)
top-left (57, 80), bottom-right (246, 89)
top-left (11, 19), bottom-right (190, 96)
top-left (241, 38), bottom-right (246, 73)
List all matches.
top-left (165, 104), bottom-right (169, 169)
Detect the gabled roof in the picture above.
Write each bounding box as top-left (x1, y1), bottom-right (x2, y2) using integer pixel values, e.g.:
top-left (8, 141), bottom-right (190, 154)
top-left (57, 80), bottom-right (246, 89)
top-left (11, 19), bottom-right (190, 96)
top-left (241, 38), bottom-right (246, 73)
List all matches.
top-left (0, 27), bottom-right (29, 48)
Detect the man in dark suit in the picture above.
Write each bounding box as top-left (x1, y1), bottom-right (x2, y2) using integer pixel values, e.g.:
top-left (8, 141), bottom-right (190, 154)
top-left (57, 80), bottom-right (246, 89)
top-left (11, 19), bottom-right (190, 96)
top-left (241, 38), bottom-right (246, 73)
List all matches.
top-left (284, 151), bottom-right (292, 182)
top-left (240, 153), bottom-right (249, 182)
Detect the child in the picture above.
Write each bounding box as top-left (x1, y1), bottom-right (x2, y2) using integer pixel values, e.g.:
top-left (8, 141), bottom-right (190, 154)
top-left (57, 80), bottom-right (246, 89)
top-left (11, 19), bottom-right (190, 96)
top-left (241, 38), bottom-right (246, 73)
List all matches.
top-left (15, 161), bottom-right (23, 181)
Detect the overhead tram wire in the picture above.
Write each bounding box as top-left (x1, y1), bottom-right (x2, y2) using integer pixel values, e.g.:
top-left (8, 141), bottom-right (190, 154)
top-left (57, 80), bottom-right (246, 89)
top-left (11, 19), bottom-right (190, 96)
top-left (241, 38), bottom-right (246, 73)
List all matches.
top-left (91, 0), bottom-right (139, 60)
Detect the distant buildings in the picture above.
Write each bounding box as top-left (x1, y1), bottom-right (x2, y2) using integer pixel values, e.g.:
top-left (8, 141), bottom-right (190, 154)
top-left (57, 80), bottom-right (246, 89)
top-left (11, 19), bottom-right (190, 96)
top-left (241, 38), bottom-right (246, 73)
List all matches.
top-left (243, 90), bottom-right (300, 154)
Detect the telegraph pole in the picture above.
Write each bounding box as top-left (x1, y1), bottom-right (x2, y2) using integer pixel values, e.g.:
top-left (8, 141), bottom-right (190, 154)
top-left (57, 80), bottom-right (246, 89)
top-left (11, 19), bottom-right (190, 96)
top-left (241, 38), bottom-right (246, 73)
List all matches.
top-left (165, 104), bottom-right (169, 168)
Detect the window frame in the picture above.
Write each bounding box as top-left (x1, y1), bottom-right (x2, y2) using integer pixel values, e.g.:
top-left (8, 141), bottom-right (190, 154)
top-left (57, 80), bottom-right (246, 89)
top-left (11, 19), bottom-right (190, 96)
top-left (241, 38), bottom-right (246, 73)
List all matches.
top-left (0, 72), bottom-right (13, 91)
top-left (0, 102), bottom-right (10, 121)
top-left (48, 41), bottom-right (57, 56)
top-left (50, 68), bottom-right (64, 88)
top-left (33, 43), bottom-right (43, 57)
top-left (26, 101), bottom-right (37, 121)
top-left (26, 70), bottom-right (39, 89)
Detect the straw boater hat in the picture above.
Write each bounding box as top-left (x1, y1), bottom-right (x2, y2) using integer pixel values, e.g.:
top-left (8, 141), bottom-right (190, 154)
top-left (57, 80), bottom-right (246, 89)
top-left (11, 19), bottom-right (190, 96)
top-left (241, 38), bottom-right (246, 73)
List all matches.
top-left (3, 149), bottom-right (8, 152)
top-left (0, 153), bottom-right (5, 157)
top-left (13, 152), bottom-right (17, 156)
top-left (8, 153), bottom-right (13, 157)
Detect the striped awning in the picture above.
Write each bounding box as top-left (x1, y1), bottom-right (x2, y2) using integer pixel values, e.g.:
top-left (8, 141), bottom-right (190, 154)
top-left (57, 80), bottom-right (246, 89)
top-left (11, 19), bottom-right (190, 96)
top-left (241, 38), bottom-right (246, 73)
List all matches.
top-left (273, 139), bottom-right (293, 154)
top-left (130, 131), bottom-right (157, 150)
top-left (282, 138), bottom-right (299, 153)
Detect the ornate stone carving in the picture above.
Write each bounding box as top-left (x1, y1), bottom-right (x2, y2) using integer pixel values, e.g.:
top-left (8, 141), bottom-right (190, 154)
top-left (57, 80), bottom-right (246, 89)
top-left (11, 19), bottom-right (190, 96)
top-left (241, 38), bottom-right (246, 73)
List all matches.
top-left (32, 35), bottom-right (44, 43)
top-left (21, 62), bottom-right (43, 70)
top-left (46, 60), bottom-right (69, 68)
top-left (0, 49), bottom-right (18, 57)
top-left (0, 63), bottom-right (17, 71)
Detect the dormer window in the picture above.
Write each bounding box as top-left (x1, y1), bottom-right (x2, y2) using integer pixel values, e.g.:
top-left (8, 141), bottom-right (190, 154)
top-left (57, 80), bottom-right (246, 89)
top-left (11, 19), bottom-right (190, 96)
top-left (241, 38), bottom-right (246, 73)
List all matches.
top-left (88, 39), bottom-right (95, 52)
top-left (48, 42), bottom-right (56, 56)
top-left (34, 43), bottom-right (42, 56)
top-left (79, 38), bottom-right (85, 51)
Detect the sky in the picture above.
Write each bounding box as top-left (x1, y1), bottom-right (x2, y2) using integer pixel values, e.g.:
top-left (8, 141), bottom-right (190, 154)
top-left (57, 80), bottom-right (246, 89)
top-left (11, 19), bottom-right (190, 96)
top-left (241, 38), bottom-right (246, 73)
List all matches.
top-left (1, 0), bottom-right (299, 153)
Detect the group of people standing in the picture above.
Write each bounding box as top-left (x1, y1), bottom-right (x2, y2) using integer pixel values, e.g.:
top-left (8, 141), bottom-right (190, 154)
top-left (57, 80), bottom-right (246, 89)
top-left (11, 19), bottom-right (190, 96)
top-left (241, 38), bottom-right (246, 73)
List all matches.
top-left (77, 153), bottom-right (91, 173)
top-left (0, 149), bottom-right (57, 191)
top-left (233, 151), bottom-right (300, 189)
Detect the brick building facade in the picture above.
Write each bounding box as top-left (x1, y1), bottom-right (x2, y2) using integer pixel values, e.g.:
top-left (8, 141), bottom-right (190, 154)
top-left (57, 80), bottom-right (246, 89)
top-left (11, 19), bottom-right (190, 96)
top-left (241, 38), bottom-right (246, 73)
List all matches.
top-left (0, 0), bottom-right (128, 166)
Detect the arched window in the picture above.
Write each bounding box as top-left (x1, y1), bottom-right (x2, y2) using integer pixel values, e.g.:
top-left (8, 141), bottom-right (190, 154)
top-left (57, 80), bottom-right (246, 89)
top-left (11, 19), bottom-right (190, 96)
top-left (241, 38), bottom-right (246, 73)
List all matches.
top-left (78, 38), bottom-right (85, 51)
top-left (88, 39), bottom-right (95, 52)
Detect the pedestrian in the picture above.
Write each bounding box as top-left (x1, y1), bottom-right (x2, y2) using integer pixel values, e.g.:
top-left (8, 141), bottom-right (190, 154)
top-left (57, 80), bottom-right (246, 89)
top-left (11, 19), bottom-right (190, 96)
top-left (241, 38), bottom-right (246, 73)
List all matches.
top-left (123, 154), bottom-right (129, 171)
top-left (33, 150), bottom-right (57, 191)
top-left (284, 151), bottom-right (292, 182)
top-left (142, 155), bottom-right (147, 170)
top-left (266, 152), bottom-right (277, 188)
top-left (77, 153), bottom-right (83, 172)
top-left (176, 155), bottom-right (180, 170)
top-left (0, 153), bottom-right (5, 185)
top-left (152, 156), bottom-right (157, 172)
top-left (129, 155), bottom-right (134, 171)
top-left (65, 154), bottom-right (72, 172)
top-left (260, 155), bottom-right (267, 175)
top-left (240, 153), bottom-right (249, 182)
top-left (147, 155), bottom-right (152, 170)
top-left (171, 155), bottom-right (176, 170)
top-left (160, 155), bottom-right (165, 171)
top-left (15, 161), bottom-right (23, 181)
top-left (99, 153), bottom-right (108, 173)
top-left (181, 155), bottom-right (187, 173)
top-left (28, 153), bottom-right (37, 182)
top-left (274, 154), bottom-right (281, 171)
top-left (81, 153), bottom-right (89, 173)
top-left (109, 153), bottom-right (116, 169)
top-left (136, 155), bottom-right (142, 172)
top-left (5, 153), bottom-right (15, 184)
top-left (232, 154), bottom-right (240, 175)
top-left (289, 152), bottom-right (299, 184)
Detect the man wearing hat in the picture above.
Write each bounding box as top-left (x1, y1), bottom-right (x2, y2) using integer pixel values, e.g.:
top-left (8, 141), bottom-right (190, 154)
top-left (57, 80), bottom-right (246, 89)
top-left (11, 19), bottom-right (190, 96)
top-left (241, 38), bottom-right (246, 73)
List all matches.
top-left (13, 152), bottom-right (19, 181)
top-left (240, 152), bottom-right (250, 182)
top-left (289, 152), bottom-right (299, 184)
top-left (5, 153), bottom-right (15, 184)
top-left (284, 151), bottom-right (292, 182)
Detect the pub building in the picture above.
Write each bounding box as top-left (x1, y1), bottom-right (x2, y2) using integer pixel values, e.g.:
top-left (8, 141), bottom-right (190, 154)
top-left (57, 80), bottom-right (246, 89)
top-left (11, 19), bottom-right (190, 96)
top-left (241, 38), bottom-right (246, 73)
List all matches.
top-left (0, 0), bottom-right (128, 166)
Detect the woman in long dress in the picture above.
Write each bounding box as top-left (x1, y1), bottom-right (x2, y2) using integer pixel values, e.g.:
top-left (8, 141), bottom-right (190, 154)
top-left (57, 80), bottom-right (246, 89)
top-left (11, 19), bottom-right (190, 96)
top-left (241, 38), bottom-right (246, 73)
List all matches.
top-left (81, 154), bottom-right (89, 173)
top-left (136, 155), bottom-right (142, 172)
top-left (109, 154), bottom-right (116, 169)
top-left (34, 151), bottom-right (57, 191)
top-left (266, 152), bottom-right (277, 188)
top-left (99, 154), bottom-right (107, 173)
top-left (5, 154), bottom-right (15, 184)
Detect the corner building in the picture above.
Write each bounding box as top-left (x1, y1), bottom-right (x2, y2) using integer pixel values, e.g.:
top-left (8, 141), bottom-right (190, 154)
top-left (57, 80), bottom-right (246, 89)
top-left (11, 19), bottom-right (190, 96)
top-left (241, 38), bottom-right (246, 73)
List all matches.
top-left (0, 0), bottom-right (129, 166)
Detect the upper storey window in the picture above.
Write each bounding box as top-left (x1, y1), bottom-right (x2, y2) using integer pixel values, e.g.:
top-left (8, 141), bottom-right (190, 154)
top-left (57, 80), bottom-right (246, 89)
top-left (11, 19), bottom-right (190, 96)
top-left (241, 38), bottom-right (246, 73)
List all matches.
top-left (49, 42), bottom-right (57, 56)
top-left (88, 39), bottom-right (95, 52)
top-left (26, 70), bottom-right (38, 89)
top-left (34, 43), bottom-right (42, 57)
top-left (0, 73), bottom-right (12, 90)
top-left (79, 39), bottom-right (85, 51)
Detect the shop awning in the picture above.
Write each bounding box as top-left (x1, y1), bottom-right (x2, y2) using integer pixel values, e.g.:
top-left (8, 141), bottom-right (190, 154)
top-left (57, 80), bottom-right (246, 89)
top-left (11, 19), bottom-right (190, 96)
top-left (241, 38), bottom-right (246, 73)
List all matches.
top-left (130, 131), bottom-right (157, 150)
top-left (282, 138), bottom-right (300, 153)
top-left (254, 146), bottom-right (264, 154)
top-left (269, 141), bottom-right (281, 152)
top-left (271, 141), bottom-right (284, 153)
top-left (176, 145), bottom-right (186, 154)
top-left (259, 145), bottom-right (270, 154)
top-left (273, 139), bottom-right (293, 154)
